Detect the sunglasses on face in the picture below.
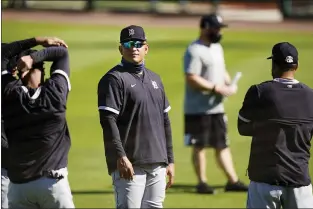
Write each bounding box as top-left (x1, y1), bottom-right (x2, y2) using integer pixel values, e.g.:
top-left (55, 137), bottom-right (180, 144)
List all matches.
top-left (122, 41), bottom-right (145, 49)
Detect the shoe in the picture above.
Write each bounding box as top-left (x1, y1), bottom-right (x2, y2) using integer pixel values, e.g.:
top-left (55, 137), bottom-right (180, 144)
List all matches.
top-left (196, 182), bottom-right (216, 194)
top-left (225, 180), bottom-right (248, 192)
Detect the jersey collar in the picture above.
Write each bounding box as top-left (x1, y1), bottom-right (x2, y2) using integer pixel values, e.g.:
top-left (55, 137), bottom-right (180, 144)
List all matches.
top-left (120, 58), bottom-right (145, 74)
top-left (273, 78), bottom-right (299, 84)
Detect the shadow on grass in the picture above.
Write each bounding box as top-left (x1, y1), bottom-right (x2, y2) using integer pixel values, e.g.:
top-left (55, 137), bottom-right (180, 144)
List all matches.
top-left (72, 184), bottom-right (224, 195)
top-left (168, 183), bottom-right (224, 194)
top-left (72, 190), bottom-right (113, 195)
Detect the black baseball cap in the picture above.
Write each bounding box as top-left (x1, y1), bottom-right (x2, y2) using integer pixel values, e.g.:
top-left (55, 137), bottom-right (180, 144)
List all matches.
top-left (120, 25), bottom-right (147, 43)
top-left (200, 14), bottom-right (228, 29)
top-left (267, 42), bottom-right (298, 65)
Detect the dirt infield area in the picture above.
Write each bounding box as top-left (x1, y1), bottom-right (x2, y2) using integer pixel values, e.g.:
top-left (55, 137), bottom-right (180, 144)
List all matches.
top-left (2, 10), bottom-right (313, 32)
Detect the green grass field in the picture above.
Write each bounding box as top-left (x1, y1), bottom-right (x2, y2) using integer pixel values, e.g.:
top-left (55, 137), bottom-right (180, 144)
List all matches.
top-left (2, 19), bottom-right (313, 208)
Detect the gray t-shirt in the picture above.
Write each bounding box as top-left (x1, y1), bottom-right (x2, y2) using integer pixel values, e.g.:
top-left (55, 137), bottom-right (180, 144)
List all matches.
top-left (183, 40), bottom-right (227, 115)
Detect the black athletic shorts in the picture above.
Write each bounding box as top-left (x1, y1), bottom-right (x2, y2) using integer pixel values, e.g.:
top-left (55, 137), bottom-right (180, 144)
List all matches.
top-left (184, 113), bottom-right (229, 149)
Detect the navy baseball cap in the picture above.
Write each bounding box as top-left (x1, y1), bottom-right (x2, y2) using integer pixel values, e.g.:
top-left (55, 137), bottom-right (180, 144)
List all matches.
top-left (120, 25), bottom-right (147, 43)
top-left (267, 42), bottom-right (298, 65)
top-left (200, 14), bottom-right (228, 29)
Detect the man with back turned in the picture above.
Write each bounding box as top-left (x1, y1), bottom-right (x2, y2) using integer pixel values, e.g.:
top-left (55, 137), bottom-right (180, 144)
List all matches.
top-left (238, 42), bottom-right (313, 208)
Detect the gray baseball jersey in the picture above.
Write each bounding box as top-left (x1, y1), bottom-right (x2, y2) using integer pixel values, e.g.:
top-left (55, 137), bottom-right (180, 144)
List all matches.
top-left (183, 40), bottom-right (227, 115)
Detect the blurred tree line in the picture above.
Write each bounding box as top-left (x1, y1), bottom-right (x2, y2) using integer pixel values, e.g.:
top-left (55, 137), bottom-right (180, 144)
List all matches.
top-left (2, 0), bottom-right (312, 19)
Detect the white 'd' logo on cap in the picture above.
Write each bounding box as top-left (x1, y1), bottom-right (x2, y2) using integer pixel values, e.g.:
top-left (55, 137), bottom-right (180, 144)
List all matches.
top-left (128, 29), bottom-right (135, 36)
top-left (285, 56), bottom-right (293, 63)
top-left (217, 15), bottom-right (223, 23)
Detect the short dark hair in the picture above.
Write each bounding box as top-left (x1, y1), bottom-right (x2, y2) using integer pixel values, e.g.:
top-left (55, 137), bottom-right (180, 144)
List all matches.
top-left (273, 60), bottom-right (298, 72)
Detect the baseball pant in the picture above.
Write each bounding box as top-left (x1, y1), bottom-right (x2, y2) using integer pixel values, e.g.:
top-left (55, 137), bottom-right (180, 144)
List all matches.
top-left (112, 163), bottom-right (166, 209)
top-left (247, 181), bottom-right (313, 209)
top-left (1, 168), bottom-right (10, 209)
top-left (8, 168), bottom-right (75, 209)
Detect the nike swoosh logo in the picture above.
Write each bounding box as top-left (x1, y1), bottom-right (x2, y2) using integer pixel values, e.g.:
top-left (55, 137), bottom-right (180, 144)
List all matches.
top-left (131, 84), bottom-right (136, 87)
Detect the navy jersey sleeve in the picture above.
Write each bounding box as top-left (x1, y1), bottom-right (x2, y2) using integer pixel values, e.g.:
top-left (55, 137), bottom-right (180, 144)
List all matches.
top-left (159, 80), bottom-right (171, 113)
top-left (1, 38), bottom-right (37, 63)
top-left (31, 46), bottom-right (70, 100)
top-left (2, 38), bottom-right (37, 88)
top-left (98, 74), bottom-right (123, 115)
top-left (238, 85), bottom-right (261, 136)
top-left (238, 85), bottom-right (260, 123)
top-left (98, 73), bottom-right (125, 158)
top-left (159, 78), bottom-right (174, 163)
top-left (164, 113), bottom-right (174, 163)
top-left (164, 94), bottom-right (171, 113)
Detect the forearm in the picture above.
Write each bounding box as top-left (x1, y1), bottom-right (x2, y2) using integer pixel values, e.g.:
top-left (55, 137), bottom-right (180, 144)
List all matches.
top-left (186, 74), bottom-right (215, 92)
top-left (2, 38), bottom-right (37, 59)
top-left (100, 111), bottom-right (126, 158)
top-left (30, 46), bottom-right (69, 75)
top-left (164, 113), bottom-right (174, 163)
top-left (224, 71), bottom-right (231, 85)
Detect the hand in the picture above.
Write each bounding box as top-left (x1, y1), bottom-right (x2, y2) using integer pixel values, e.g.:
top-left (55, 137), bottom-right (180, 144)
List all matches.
top-left (117, 156), bottom-right (135, 181)
top-left (214, 84), bottom-right (237, 97)
top-left (36, 37), bottom-right (68, 48)
top-left (15, 55), bottom-right (34, 73)
top-left (166, 163), bottom-right (175, 190)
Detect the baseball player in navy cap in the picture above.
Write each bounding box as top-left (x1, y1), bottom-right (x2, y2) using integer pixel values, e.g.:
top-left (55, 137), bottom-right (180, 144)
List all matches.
top-left (182, 14), bottom-right (248, 194)
top-left (238, 42), bottom-right (313, 208)
top-left (2, 37), bottom-right (75, 208)
top-left (1, 37), bottom-right (68, 209)
top-left (98, 25), bottom-right (174, 208)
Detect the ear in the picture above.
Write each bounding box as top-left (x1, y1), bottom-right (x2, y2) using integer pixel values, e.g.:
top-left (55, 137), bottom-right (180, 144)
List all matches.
top-left (295, 63), bottom-right (299, 71)
top-left (118, 45), bottom-right (123, 56)
top-left (144, 44), bottom-right (149, 55)
top-left (20, 70), bottom-right (30, 79)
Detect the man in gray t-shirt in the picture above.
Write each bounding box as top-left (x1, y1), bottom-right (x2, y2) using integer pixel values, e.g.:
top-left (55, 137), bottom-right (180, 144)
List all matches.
top-left (183, 14), bottom-right (248, 194)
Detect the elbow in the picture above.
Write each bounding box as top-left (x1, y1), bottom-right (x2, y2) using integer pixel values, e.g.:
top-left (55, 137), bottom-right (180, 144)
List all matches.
top-left (164, 113), bottom-right (171, 126)
top-left (52, 46), bottom-right (68, 58)
top-left (99, 110), bottom-right (117, 127)
top-left (59, 46), bottom-right (69, 57)
top-left (100, 116), bottom-right (113, 128)
top-left (237, 122), bottom-right (253, 136)
top-left (100, 119), bottom-right (107, 129)
top-left (186, 74), bottom-right (195, 82)
top-left (185, 74), bottom-right (197, 88)
top-left (238, 126), bottom-right (248, 136)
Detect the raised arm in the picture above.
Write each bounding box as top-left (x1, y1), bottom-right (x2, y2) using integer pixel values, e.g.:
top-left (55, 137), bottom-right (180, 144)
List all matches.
top-left (2, 37), bottom-right (67, 64)
top-left (1, 38), bottom-right (38, 94)
top-left (2, 38), bottom-right (37, 61)
top-left (30, 46), bottom-right (70, 93)
top-left (30, 46), bottom-right (69, 75)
